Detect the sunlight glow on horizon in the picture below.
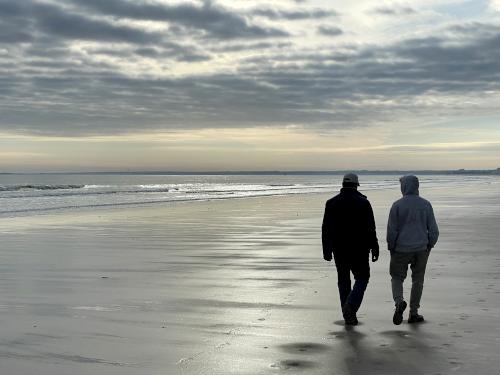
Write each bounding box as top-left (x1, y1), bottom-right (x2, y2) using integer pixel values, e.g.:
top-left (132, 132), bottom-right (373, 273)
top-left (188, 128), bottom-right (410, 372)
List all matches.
top-left (1, 0), bottom-right (500, 171)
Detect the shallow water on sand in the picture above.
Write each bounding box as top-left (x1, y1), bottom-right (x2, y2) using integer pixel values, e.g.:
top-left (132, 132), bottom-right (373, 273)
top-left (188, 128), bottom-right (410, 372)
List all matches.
top-left (0, 185), bottom-right (499, 374)
top-left (1, 173), bottom-right (496, 217)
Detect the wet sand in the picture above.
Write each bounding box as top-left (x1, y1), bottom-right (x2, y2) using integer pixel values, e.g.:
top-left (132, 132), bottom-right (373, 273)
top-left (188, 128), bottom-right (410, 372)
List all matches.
top-left (0, 183), bottom-right (499, 374)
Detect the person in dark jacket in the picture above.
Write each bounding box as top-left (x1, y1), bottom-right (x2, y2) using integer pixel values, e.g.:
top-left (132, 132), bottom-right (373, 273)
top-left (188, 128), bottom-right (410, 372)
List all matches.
top-left (387, 175), bottom-right (439, 325)
top-left (322, 173), bottom-right (379, 325)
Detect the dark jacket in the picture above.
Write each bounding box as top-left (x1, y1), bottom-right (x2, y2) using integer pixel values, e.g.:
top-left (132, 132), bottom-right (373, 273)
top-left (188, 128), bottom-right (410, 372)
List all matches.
top-left (322, 188), bottom-right (379, 259)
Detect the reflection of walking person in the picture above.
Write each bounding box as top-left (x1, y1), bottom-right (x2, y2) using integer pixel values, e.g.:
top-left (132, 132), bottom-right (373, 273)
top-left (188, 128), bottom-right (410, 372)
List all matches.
top-left (322, 173), bottom-right (379, 326)
top-left (387, 175), bottom-right (439, 325)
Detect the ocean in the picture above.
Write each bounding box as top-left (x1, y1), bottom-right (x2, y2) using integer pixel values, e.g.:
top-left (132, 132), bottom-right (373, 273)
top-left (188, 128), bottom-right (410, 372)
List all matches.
top-left (0, 173), bottom-right (496, 217)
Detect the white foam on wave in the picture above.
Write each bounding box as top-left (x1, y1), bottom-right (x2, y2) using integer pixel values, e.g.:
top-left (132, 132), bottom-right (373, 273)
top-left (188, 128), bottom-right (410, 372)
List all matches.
top-left (0, 174), bottom-right (495, 217)
top-left (71, 306), bottom-right (121, 312)
top-left (0, 184), bottom-right (85, 192)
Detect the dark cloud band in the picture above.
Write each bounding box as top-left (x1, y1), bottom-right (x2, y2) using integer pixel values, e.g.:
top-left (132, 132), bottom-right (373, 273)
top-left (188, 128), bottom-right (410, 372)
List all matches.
top-left (1, 1), bottom-right (500, 136)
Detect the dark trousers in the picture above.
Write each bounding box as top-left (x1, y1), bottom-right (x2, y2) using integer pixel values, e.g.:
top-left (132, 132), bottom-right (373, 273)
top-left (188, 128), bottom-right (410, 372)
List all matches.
top-left (390, 250), bottom-right (429, 314)
top-left (334, 253), bottom-right (370, 313)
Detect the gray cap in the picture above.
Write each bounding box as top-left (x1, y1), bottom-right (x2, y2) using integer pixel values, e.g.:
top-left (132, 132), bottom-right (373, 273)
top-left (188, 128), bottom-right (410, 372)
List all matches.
top-left (343, 173), bottom-right (360, 186)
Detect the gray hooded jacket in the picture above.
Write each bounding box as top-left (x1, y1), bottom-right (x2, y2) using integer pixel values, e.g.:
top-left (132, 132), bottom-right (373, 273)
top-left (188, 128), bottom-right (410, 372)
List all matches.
top-left (387, 175), bottom-right (439, 253)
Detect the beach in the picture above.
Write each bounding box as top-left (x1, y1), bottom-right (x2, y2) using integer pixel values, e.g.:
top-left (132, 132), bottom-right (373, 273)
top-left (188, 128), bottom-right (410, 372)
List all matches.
top-left (0, 182), bottom-right (499, 375)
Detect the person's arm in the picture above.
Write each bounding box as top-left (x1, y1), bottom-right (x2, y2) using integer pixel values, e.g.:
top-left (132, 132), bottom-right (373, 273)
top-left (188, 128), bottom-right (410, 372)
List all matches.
top-left (386, 203), bottom-right (399, 252)
top-left (427, 203), bottom-right (439, 250)
top-left (322, 203), bottom-right (334, 261)
top-left (366, 202), bottom-right (379, 261)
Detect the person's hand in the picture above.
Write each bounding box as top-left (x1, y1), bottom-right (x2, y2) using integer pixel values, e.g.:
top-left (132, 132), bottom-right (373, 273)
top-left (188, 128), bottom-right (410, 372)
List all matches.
top-left (371, 245), bottom-right (379, 262)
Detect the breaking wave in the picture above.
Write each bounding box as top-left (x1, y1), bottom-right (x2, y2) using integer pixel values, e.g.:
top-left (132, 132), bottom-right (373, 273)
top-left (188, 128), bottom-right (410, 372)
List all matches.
top-left (0, 184), bottom-right (85, 192)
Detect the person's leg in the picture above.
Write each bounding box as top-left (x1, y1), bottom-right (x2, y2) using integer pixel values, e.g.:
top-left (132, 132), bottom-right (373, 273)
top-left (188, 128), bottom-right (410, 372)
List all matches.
top-left (409, 250), bottom-right (430, 315)
top-left (334, 256), bottom-right (352, 308)
top-left (390, 252), bottom-right (412, 324)
top-left (390, 252), bottom-right (410, 304)
top-left (348, 253), bottom-right (370, 312)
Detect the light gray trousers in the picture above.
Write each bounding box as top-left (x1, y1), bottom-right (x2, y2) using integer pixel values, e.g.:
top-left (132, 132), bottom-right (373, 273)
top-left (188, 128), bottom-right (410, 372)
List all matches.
top-left (390, 250), bottom-right (430, 314)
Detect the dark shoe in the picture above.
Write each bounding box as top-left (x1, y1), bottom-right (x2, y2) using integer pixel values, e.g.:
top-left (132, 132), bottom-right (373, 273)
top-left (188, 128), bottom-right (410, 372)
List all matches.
top-left (345, 316), bottom-right (359, 326)
top-left (343, 303), bottom-right (358, 326)
top-left (408, 314), bottom-right (425, 324)
top-left (393, 301), bottom-right (407, 325)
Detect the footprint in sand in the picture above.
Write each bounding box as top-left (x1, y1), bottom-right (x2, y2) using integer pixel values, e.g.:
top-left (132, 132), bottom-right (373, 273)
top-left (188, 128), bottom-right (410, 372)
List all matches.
top-left (177, 357), bottom-right (194, 365)
top-left (270, 360), bottom-right (316, 370)
top-left (215, 342), bottom-right (230, 349)
top-left (329, 330), bottom-right (365, 340)
top-left (278, 342), bottom-right (330, 354)
top-left (449, 360), bottom-right (463, 371)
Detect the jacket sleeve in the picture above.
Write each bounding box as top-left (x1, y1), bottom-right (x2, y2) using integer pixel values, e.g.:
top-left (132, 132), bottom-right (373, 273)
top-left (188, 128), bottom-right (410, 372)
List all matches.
top-left (366, 201), bottom-right (379, 249)
top-left (322, 203), bottom-right (334, 258)
top-left (427, 203), bottom-right (439, 249)
top-left (386, 203), bottom-right (399, 251)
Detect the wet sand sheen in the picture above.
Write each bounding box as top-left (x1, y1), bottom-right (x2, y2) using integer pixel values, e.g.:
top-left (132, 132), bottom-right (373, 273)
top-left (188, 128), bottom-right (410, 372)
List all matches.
top-left (0, 184), bottom-right (499, 374)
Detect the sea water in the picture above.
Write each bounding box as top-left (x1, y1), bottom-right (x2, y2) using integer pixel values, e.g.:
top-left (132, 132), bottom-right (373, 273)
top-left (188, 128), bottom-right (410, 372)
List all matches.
top-left (0, 173), bottom-right (495, 217)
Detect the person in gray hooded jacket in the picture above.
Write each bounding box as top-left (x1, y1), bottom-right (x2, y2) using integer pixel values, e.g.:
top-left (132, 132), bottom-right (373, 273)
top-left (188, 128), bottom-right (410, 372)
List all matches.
top-left (387, 175), bottom-right (439, 325)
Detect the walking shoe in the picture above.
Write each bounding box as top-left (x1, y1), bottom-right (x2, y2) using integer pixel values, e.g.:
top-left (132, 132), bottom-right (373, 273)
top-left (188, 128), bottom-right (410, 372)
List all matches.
top-left (343, 303), bottom-right (358, 326)
top-left (408, 314), bottom-right (425, 324)
top-left (392, 301), bottom-right (407, 325)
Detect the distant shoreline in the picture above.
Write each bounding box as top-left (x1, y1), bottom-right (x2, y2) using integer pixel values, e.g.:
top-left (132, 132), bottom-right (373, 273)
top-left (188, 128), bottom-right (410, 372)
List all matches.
top-left (1, 169), bottom-right (499, 176)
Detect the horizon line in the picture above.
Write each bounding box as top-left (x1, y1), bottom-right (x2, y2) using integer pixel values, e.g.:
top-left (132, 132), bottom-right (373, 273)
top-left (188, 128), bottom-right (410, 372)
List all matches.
top-left (1, 168), bottom-right (499, 175)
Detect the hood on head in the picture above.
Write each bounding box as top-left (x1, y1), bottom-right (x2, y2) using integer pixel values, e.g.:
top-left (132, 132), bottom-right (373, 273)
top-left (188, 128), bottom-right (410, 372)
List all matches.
top-left (400, 175), bottom-right (419, 196)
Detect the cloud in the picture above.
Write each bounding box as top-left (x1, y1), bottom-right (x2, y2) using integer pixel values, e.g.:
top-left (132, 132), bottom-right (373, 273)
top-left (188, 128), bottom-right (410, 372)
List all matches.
top-left (251, 8), bottom-right (337, 20)
top-left (0, 1), bottom-right (166, 45)
top-left (0, 1), bottom-right (214, 64)
top-left (371, 5), bottom-right (418, 16)
top-left (0, 1), bottom-right (34, 43)
top-left (1, 2), bottom-right (500, 137)
top-left (133, 47), bottom-right (211, 62)
top-left (259, 140), bottom-right (500, 154)
top-left (317, 25), bottom-right (343, 36)
top-left (34, 3), bottom-right (163, 44)
top-left (490, 0), bottom-right (500, 11)
top-left (212, 41), bottom-right (292, 52)
top-left (348, 141), bottom-right (500, 153)
top-left (65, 0), bottom-right (289, 39)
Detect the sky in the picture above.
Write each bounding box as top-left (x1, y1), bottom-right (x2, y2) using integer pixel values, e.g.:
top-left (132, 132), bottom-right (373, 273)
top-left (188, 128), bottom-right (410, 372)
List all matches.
top-left (1, 0), bottom-right (500, 172)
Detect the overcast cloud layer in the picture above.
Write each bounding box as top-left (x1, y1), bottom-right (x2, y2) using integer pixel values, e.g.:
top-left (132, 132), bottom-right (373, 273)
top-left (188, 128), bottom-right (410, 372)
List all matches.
top-left (2, 0), bottom-right (500, 136)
